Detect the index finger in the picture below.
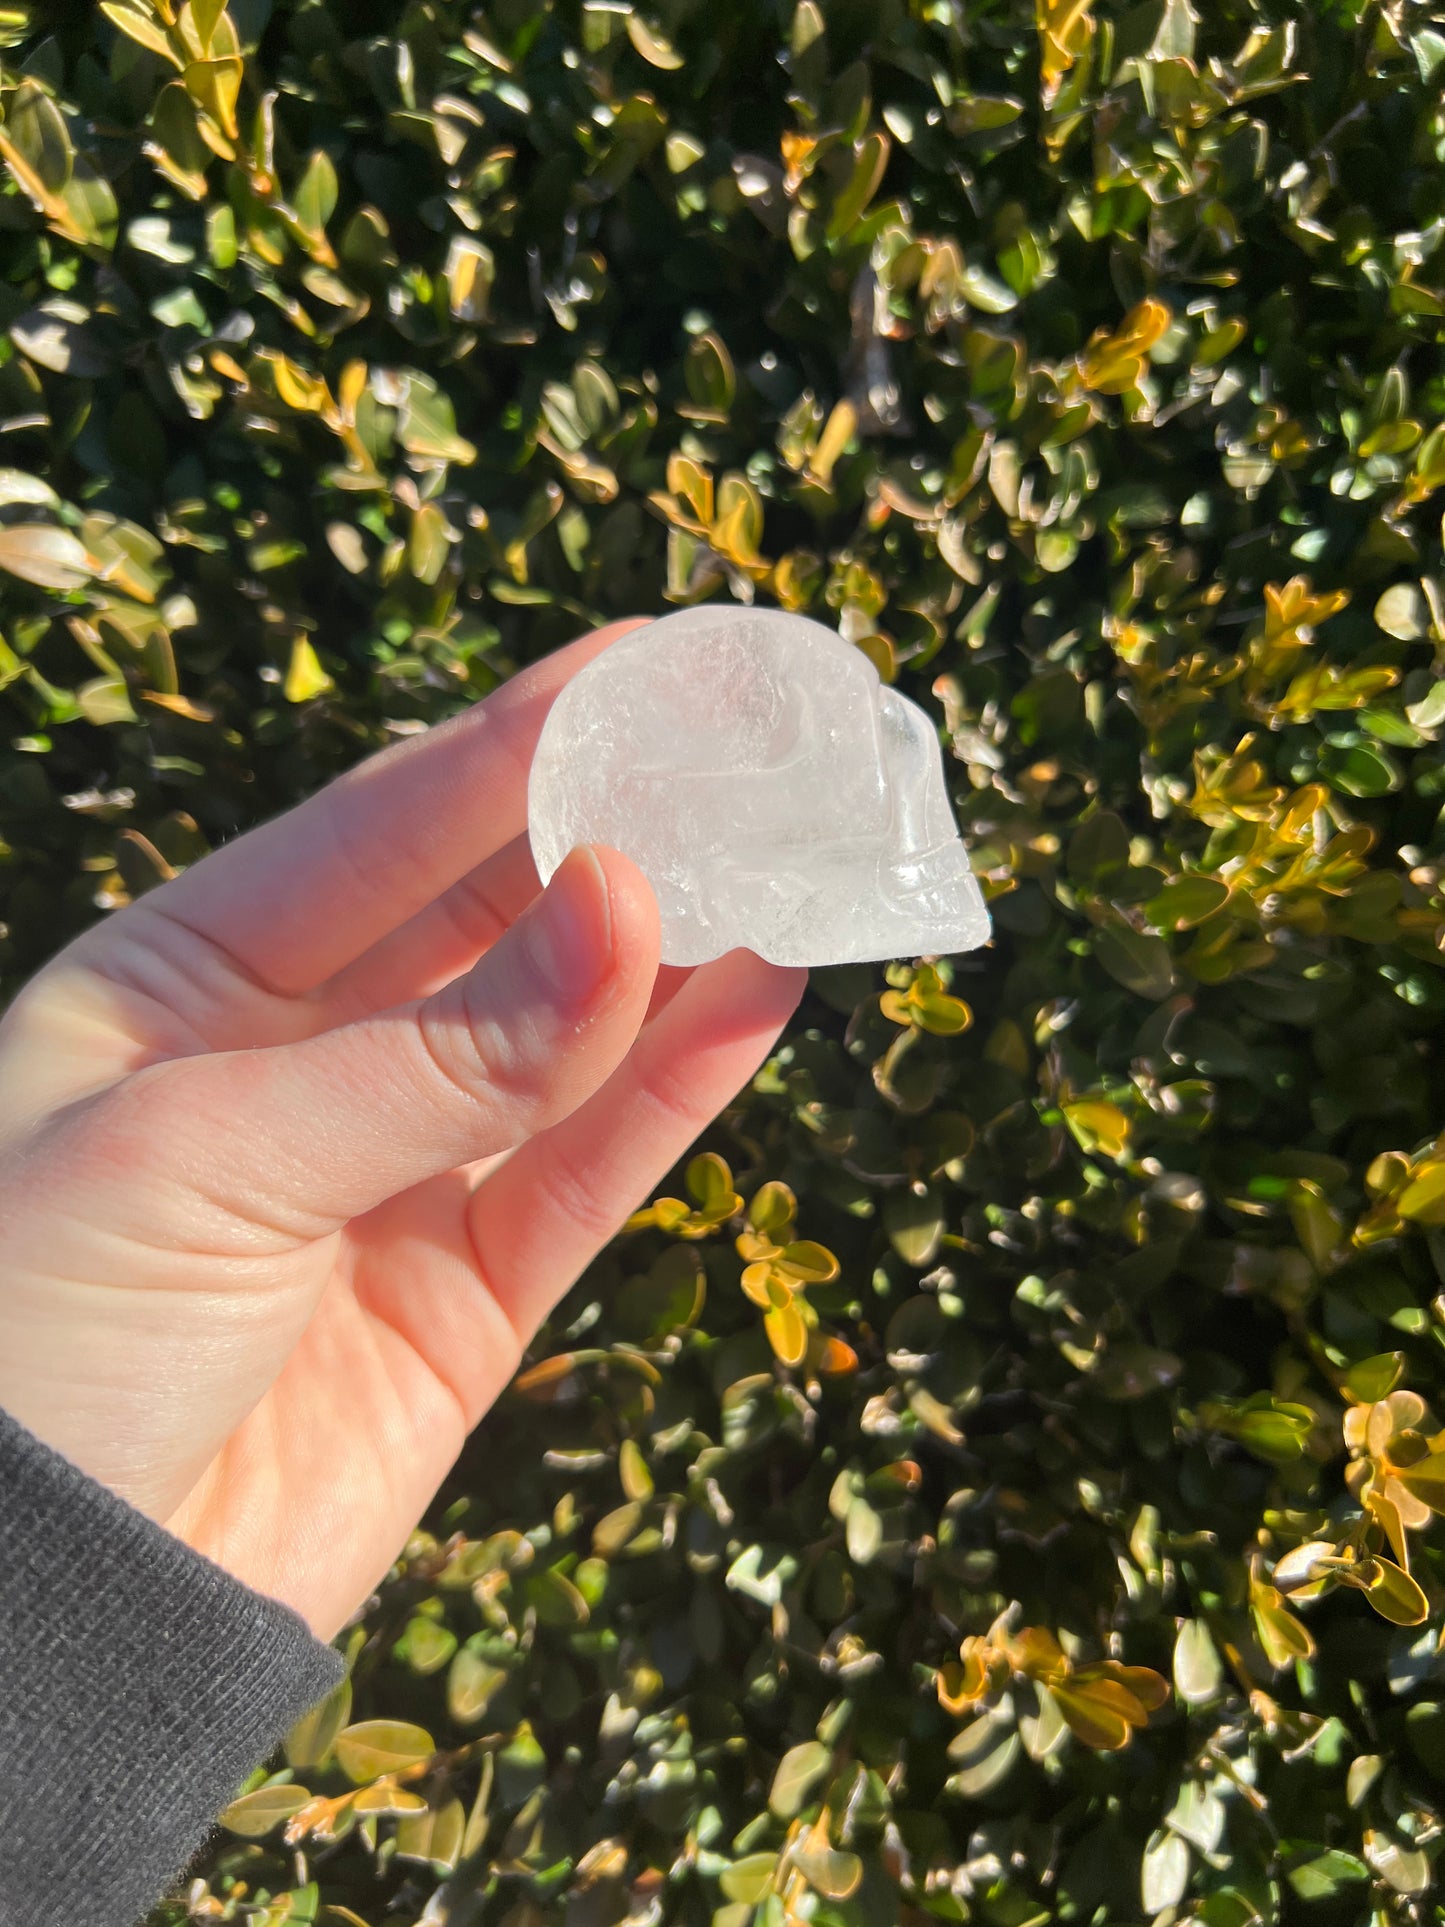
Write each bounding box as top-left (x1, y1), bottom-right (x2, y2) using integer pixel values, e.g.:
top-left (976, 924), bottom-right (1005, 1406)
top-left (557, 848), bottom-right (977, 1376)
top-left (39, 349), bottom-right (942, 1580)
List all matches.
top-left (134, 618), bottom-right (649, 998)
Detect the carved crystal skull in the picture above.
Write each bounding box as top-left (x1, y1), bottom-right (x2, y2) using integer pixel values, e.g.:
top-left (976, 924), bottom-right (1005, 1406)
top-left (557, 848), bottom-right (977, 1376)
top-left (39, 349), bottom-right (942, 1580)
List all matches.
top-left (528, 606), bottom-right (992, 968)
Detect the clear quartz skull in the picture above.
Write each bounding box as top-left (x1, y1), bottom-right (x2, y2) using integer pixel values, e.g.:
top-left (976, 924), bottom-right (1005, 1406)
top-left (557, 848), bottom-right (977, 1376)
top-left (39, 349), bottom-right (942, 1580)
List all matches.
top-left (528, 606), bottom-right (992, 968)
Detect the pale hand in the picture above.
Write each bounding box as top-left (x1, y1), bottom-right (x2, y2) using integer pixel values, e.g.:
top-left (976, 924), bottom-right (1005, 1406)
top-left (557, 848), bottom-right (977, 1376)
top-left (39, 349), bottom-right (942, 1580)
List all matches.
top-left (0, 620), bottom-right (804, 1638)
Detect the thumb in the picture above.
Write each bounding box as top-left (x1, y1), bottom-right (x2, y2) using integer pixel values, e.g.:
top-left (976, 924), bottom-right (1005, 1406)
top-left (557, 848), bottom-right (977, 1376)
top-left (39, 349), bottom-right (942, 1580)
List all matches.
top-left (124, 845), bottom-right (662, 1240)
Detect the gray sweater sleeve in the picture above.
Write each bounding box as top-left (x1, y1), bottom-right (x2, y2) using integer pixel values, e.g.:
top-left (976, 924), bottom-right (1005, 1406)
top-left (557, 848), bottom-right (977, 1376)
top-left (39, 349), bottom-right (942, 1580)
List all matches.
top-left (0, 1405), bottom-right (346, 1927)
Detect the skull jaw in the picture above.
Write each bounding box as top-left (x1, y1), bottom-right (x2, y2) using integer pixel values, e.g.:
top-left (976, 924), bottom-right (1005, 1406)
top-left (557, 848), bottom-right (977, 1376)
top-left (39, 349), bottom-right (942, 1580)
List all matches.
top-left (655, 841), bottom-right (992, 968)
top-left (760, 863), bottom-right (992, 968)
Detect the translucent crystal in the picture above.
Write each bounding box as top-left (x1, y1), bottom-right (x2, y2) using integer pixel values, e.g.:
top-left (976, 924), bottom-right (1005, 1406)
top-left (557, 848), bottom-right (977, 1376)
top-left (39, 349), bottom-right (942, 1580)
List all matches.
top-left (528, 606), bottom-right (992, 968)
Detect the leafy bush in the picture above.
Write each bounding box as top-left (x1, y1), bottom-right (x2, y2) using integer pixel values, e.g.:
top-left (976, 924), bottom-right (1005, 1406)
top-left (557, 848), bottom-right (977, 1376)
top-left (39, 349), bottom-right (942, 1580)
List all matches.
top-left (5, 0), bottom-right (1445, 1919)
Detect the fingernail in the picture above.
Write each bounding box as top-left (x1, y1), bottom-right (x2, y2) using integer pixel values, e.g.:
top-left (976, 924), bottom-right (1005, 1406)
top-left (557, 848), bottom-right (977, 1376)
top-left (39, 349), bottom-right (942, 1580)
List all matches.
top-left (526, 846), bottom-right (612, 1007)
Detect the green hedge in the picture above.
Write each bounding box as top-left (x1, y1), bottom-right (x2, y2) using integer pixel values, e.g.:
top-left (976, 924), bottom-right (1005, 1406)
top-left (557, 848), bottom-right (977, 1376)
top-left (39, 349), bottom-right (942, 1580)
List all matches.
top-left (5, 0), bottom-right (1445, 1919)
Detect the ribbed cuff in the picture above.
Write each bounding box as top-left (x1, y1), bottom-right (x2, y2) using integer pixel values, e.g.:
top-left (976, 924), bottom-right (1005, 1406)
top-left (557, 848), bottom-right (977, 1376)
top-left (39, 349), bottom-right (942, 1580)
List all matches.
top-left (0, 1405), bottom-right (345, 1927)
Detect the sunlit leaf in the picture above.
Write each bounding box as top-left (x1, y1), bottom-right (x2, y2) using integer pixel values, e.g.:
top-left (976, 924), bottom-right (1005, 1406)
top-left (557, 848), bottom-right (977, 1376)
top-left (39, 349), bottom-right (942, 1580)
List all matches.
top-left (0, 524), bottom-right (91, 590)
top-left (334, 1720), bottom-right (435, 1783)
top-left (218, 1782), bottom-right (312, 1838)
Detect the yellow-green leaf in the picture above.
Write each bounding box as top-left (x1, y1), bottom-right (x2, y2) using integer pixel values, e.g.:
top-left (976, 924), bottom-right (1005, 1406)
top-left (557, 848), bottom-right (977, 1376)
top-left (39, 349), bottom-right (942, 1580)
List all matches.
top-left (769, 1739), bottom-right (832, 1818)
top-left (1063, 1098), bottom-right (1131, 1159)
top-left (626, 14), bottom-right (684, 67)
top-left (5, 81), bottom-right (73, 192)
top-left (219, 1781), bottom-right (312, 1837)
top-left (0, 524), bottom-right (91, 591)
top-left (285, 1674), bottom-right (352, 1769)
top-left (445, 234), bottom-right (494, 322)
top-left (619, 1436), bottom-right (654, 1500)
top-left (765, 1297), bottom-right (809, 1367)
top-left (1358, 1557), bottom-right (1429, 1627)
top-left (809, 398), bottom-right (857, 485)
top-left (1397, 1160), bottom-right (1445, 1224)
top-left (334, 1718), bottom-right (435, 1783)
top-left (827, 131), bottom-right (890, 240)
top-left (184, 54), bottom-right (242, 139)
top-left (100, 1), bottom-right (184, 64)
top-left (720, 1853), bottom-right (777, 1904)
top-left (1047, 1677), bottom-right (1135, 1750)
top-left (1250, 1580), bottom-right (1316, 1668)
top-left (284, 635), bottom-right (334, 703)
top-left (395, 1796), bottom-right (465, 1872)
top-left (447, 1646), bottom-right (507, 1724)
top-left (293, 146), bottom-right (338, 240)
top-left (792, 1846), bottom-right (864, 1898)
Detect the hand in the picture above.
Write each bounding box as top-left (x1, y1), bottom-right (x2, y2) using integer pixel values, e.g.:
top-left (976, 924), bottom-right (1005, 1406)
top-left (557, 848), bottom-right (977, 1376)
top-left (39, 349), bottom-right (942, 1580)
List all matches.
top-left (0, 619), bottom-right (805, 1638)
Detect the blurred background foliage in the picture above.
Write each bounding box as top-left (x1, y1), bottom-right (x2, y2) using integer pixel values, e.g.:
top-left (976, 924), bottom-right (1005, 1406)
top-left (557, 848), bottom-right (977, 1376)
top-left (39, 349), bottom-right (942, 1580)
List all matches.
top-left (5, 0), bottom-right (1445, 1920)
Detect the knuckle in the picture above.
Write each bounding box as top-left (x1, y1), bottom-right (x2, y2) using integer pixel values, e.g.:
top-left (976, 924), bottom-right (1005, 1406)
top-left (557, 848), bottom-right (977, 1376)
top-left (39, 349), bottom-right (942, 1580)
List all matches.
top-left (413, 976), bottom-right (539, 1119)
top-left (631, 1045), bottom-right (705, 1134)
top-left (533, 1144), bottom-right (623, 1249)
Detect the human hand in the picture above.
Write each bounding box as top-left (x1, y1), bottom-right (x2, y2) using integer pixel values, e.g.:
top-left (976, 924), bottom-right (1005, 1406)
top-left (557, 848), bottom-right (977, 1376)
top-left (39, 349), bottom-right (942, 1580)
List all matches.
top-left (0, 619), bottom-right (805, 1639)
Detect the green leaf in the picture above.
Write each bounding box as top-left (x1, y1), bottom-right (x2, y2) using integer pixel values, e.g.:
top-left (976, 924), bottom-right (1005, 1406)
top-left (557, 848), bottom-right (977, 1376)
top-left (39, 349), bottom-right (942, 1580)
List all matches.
top-left (445, 234), bottom-right (494, 322)
top-left (100, 1), bottom-right (182, 62)
top-left (1141, 1828), bottom-right (1191, 1913)
top-left (448, 1645), bottom-right (507, 1723)
top-left (285, 1674), bottom-right (352, 1769)
top-left (792, 1847), bottom-right (864, 1898)
top-left (1232, 1401), bottom-right (1315, 1463)
top-left (1285, 1849), bottom-right (1369, 1901)
top-left (77, 675), bottom-right (135, 724)
top-left (1150, 0), bottom-right (1198, 59)
top-left (293, 147), bottom-right (338, 239)
top-left (396, 373), bottom-right (477, 465)
top-left (395, 1796), bottom-right (465, 1873)
top-left (949, 94), bottom-right (1024, 135)
top-left (334, 1719), bottom-right (435, 1783)
top-left (0, 524), bottom-right (90, 591)
top-left (1167, 1780), bottom-right (1226, 1854)
top-left (189, 0), bottom-right (227, 50)
top-left (1397, 1161), bottom-right (1445, 1223)
top-left (684, 331), bottom-right (736, 418)
top-left (625, 14), bottom-right (684, 68)
top-left (1146, 874), bottom-right (1230, 931)
top-left (5, 80), bottom-right (73, 192)
top-left (945, 1719), bottom-right (1021, 1793)
top-left (827, 131), bottom-right (889, 239)
top-left (1359, 1557), bottom-right (1428, 1627)
top-left (218, 1781), bottom-right (311, 1837)
top-left (726, 1544), bottom-right (798, 1607)
top-left (395, 1611), bottom-right (457, 1675)
top-left (1375, 582), bottom-right (1427, 639)
top-left (408, 502), bottom-right (451, 584)
top-left (1093, 922), bottom-right (1175, 999)
top-left (614, 1246), bottom-right (705, 1341)
top-left (687, 1150), bottom-right (736, 1214)
top-left (769, 1740), bottom-right (832, 1818)
top-left (1173, 1619), bottom-right (1223, 1705)
top-left (720, 1853), bottom-right (777, 1903)
top-left (1342, 1352), bottom-right (1405, 1402)
top-left (619, 1435), bottom-right (654, 1500)
top-left (1363, 1830), bottom-right (1432, 1895)
top-left (527, 1564), bottom-right (590, 1626)
top-left (845, 1494), bottom-right (883, 1564)
top-left (1068, 810), bottom-right (1130, 881)
top-left (883, 1185), bottom-right (944, 1265)
top-left (183, 54), bottom-right (242, 139)
top-left (59, 157), bottom-right (118, 248)
top-left (1320, 741), bottom-right (1399, 798)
